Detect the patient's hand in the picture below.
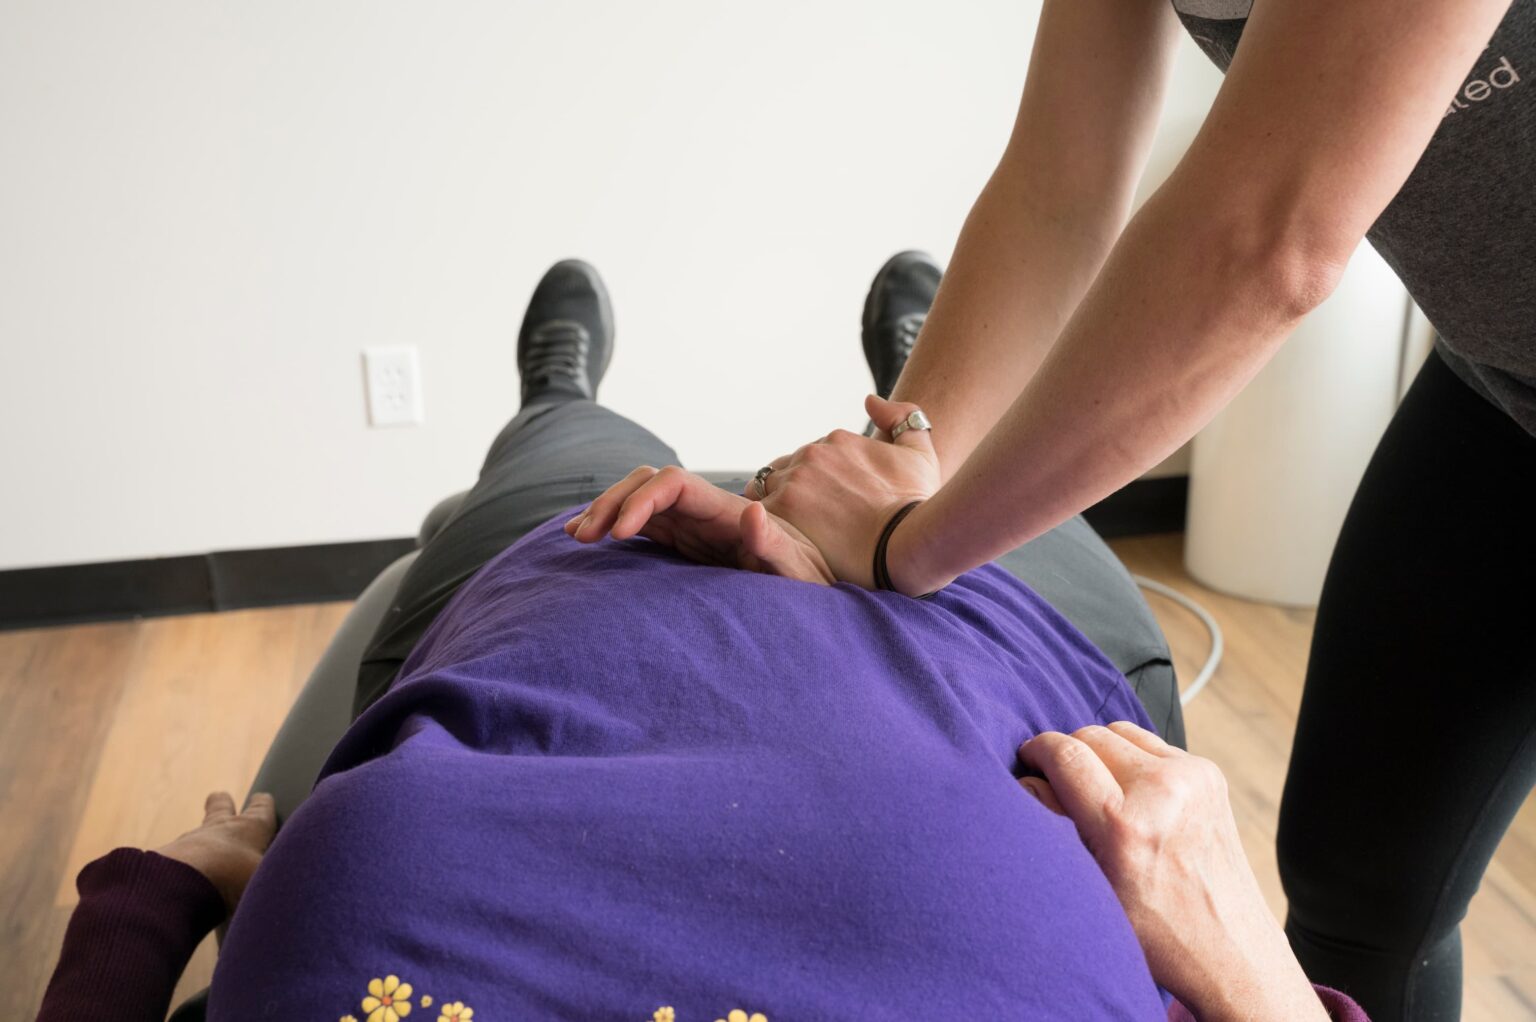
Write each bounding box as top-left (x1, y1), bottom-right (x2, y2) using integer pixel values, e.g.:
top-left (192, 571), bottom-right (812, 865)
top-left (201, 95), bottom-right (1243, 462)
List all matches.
top-left (567, 466), bottom-right (835, 585)
top-left (1018, 723), bottom-right (1328, 1022)
top-left (156, 791), bottom-right (277, 917)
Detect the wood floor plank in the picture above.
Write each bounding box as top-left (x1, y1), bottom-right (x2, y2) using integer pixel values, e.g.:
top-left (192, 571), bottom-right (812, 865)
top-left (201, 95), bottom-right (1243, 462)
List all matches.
top-left (57, 605), bottom-right (322, 903)
top-left (0, 622), bottom-right (141, 1022)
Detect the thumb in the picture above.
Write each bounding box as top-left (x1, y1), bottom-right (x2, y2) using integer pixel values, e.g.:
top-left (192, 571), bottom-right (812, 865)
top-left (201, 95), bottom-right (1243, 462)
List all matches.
top-left (864, 394), bottom-right (935, 456)
top-left (739, 501), bottom-right (827, 584)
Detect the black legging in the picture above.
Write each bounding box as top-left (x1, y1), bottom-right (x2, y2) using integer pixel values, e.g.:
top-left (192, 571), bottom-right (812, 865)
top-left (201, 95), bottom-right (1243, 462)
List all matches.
top-left (1278, 348), bottom-right (1536, 1021)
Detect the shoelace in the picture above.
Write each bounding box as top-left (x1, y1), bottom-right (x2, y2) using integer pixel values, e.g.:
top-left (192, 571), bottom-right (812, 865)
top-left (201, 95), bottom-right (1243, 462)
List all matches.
top-left (524, 319), bottom-right (590, 387)
top-left (893, 312), bottom-right (925, 360)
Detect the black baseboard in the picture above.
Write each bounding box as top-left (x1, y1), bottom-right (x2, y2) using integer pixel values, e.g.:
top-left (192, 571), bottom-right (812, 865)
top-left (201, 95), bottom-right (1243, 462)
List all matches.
top-left (0, 538), bottom-right (416, 631)
top-left (0, 475), bottom-right (1186, 630)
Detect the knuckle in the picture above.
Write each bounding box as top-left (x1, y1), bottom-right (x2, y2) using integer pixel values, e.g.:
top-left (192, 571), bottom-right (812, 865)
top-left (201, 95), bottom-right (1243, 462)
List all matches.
top-left (1105, 811), bottom-right (1153, 849)
top-left (1193, 757), bottom-right (1229, 794)
top-left (1050, 735), bottom-right (1092, 768)
top-left (1150, 771), bottom-right (1191, 804)
top-left (1025, 730), bottom-right (1065, 753)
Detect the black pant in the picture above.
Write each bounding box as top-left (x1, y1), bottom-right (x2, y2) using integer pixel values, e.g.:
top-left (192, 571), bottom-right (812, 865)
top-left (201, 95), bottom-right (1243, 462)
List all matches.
top-left (355, 398), bottom-right (683, 715)
top-left (1278, 349), bottom-right (1536, 1021)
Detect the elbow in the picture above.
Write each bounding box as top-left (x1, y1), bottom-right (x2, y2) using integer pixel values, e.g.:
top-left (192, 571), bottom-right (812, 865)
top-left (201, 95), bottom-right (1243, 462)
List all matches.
top-left (1263, 234), bottom-right (1351, 323)
top-left (1162, 172), bottom-right (1358, 325)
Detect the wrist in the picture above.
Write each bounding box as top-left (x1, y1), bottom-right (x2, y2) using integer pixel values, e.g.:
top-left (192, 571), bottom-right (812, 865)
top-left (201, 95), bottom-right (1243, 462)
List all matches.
top-left (886, 499), bottom-right (955, 597)
top-left (1173, 913), bottom-right (1328, 1022)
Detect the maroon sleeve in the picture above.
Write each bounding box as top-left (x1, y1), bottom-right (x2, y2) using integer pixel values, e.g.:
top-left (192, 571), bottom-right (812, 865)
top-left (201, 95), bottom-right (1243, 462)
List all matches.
top-left (36, 848), bottom-right (226, 1022)
top-left (1166, 984), bottom-right (1369, 1021)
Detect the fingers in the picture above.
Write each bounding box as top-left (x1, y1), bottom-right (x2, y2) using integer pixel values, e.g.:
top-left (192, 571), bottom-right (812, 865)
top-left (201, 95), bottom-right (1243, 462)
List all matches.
top-left (737, 502), bottom-right (828, 583)
top-left (242, 791), bottom-right (276, 820)
top-left (1018, 776), bottom-right (1067, 816)
top-left (1017, 732), bottom-right (1121, 831)
top-left (566, 466), bottom-right (660, 541)
top-left (241, 791), bottom-right (278, 845)
top-left (739, 500), bottom-right (777, 565)
top-left (611, 467), bottom-right (691, 540)
top-left (1070, 723), bottom-right (1158, 778)
top-left (742, 453), bottom-right (795, 502)
top-left (203, 791), bottom-right (236, 824)
top-left (1105, 720), bottom-right (1178, 757)
top-left (865, 394), bottom-right (936, 456)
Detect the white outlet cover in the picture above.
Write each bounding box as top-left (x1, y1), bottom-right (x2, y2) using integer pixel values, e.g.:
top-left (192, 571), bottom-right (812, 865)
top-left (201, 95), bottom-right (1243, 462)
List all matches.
top-left (362, 346), bottom-right (423, 427)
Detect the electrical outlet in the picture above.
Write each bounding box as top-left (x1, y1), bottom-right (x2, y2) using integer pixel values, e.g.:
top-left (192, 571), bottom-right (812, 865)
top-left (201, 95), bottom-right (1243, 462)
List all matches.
top-left (363, 346), bottom-right (423, 427)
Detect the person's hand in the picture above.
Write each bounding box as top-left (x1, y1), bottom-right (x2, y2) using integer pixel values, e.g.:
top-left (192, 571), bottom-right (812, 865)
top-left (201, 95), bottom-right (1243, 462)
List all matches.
top-left (567, 465), bottom-right (835, 584)
top-left (156, 791), bottom-right (277, 917)
top-left (1017, 722), bottom-right (1328, 1022)
top-left (747, 394), bottom-right (944, 593)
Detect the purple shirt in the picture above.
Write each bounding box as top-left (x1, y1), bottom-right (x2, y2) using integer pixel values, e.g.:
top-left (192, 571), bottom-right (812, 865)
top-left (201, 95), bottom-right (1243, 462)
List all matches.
top-left (210, 511), bottom-right (1174, 1020)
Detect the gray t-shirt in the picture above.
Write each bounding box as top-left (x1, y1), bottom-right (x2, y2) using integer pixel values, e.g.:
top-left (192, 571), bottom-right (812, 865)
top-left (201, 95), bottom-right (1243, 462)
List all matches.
top-left (1173, 0), bottom-right (1536, 435)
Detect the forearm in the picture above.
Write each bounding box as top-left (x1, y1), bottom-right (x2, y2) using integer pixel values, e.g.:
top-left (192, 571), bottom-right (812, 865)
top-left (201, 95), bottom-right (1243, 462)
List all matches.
top-left (37, 849), bottom-right (224, 1022)
top-left (890, 0), bottom-right (1179, 479)
top-left (895, 171), bottom-right (1340, 593)
top-left (1171, 898), bottom-right (1332, 1022)
top-left (889, 169), bottom-right (1126, 477)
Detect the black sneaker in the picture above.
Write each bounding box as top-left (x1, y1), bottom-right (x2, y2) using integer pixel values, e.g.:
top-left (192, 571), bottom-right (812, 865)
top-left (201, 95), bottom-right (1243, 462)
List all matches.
top-left (517, 259), bottom-right (615, 406)
top-left (861, 250), bottom-right (942, 401)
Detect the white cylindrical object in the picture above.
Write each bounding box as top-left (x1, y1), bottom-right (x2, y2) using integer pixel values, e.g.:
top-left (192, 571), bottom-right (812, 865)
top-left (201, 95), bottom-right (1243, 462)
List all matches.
top-left (1184, 242), bottom-right (1406, 607)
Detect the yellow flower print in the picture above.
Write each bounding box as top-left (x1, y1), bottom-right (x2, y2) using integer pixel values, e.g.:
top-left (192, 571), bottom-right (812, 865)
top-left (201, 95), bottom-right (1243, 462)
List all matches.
top-left (437, 1002), bottom-right (473, 1022)
top-left (420, 996), bottom-right (432, 1008)
top-left (342, 1017), bottom-right (359, 1022)
top-left (361, 975), bottom-right (414, 1022)
top-left (716, 1011), bottom-right (768, 1022)
top-left (652, 1009), bottom-right (676, 1022)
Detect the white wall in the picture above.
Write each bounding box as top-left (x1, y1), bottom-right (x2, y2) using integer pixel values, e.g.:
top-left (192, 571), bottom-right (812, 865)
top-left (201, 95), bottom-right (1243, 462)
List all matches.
top-left (0, 1), bottom-right (1221, 570)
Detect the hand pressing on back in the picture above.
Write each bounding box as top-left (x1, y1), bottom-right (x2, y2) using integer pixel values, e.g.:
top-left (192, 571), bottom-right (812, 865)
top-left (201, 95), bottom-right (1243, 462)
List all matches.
top-left (566, 465), bottom-right (835, 585)
top-left (1018, 722), bottom-right (1329, 1022)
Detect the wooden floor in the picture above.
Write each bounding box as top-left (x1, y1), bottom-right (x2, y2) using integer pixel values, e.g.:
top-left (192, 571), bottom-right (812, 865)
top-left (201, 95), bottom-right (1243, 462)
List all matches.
top-left (3, 533), bottom-right (1533, 1020)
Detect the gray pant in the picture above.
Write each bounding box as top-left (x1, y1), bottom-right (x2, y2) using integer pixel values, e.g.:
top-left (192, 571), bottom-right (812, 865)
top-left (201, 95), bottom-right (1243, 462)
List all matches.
top-left (355, 398), bottom-right (1183, 748)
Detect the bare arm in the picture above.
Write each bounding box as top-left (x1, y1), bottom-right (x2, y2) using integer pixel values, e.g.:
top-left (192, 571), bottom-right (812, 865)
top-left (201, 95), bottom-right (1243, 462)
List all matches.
top-left (892, 0), bottom-right (1513, 595)
top-left (575, 0), bottom-right (1514, 602)
top-left (893, 0), bottom-right (1182, 478)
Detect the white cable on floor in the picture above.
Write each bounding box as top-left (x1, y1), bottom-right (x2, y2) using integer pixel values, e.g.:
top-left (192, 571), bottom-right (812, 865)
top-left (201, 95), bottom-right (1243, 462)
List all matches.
top-left (1130, 574), bottom-right (1224, 707)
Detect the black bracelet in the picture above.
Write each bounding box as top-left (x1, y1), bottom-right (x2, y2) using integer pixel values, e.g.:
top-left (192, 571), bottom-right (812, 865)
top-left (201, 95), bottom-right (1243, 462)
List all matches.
top-left (873, 500), bottom-right (935, 599)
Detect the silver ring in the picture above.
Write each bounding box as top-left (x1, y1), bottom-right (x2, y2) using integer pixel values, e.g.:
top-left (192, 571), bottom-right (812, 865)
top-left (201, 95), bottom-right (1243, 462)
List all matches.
top-left (753, 465), bottom-right (775, 498)
top-left (889, 408), bottom-right (932, 441)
